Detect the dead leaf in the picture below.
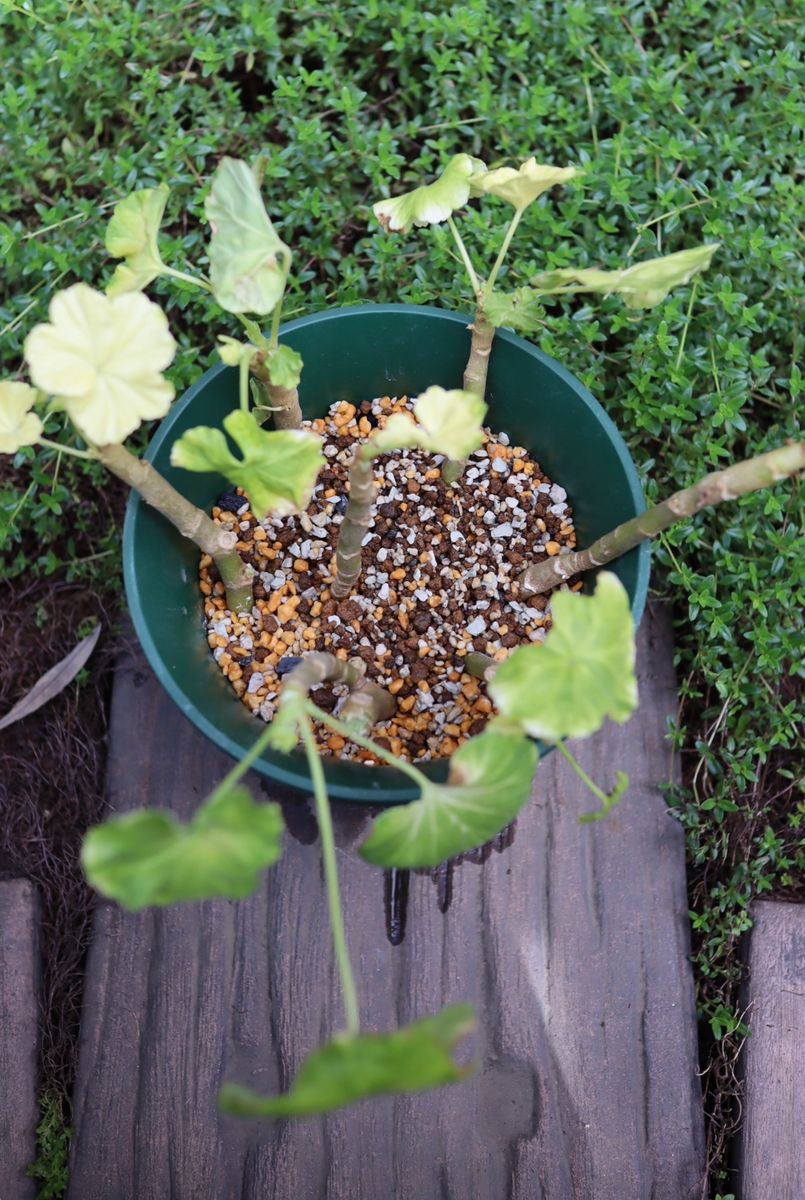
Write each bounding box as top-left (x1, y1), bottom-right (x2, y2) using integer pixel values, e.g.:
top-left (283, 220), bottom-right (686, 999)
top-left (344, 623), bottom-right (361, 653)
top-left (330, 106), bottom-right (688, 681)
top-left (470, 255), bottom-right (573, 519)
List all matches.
top-left (0, 624), bottom-right (101, 732)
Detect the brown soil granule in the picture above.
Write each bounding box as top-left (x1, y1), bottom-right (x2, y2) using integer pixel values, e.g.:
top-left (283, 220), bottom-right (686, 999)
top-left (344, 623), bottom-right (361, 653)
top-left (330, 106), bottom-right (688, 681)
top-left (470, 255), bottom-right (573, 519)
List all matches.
top-left (199, 396), bottom-right (581, 763)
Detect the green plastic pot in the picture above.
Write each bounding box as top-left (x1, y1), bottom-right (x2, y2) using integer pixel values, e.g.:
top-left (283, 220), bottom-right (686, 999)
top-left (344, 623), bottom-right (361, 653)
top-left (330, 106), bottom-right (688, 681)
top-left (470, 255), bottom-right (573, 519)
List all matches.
top-left (124, 304), bottom-right (650, 803)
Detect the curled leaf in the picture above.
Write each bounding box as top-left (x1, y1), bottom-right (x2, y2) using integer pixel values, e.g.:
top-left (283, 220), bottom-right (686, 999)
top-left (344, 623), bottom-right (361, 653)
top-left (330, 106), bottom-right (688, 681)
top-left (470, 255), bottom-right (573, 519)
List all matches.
top-left (484, 287), bottom-right (547, 333)
top-left (579, 771), bottom-right (630, 824)
top-left (81, 785), bottom-right (284, 910)
top-left (360, 733), bottom-right (536, 868)
top-left (0, 624), bottom-right (100, 731)
top-left (489, 572), bottom-right (637, 741)
top-left (219, 1004), bottom-right (475, 1117)
top-left (477, 158), bottom-right (580, 210)
top-left (529, 244), bottom-right (720, 309)
top-left (206, 157), bottom-right (292, 315)
top-left (370, 387), bottom-right (486, 461)
top-left (372, 154), bottom-right (486, 233)
top-left (171, 409), bottom-right (323, 518)
top-left (105, 184), bottom-right (170, 296)
top-left (265, 343), bottom-right (303, 390)
top-left (0, 381), bottom-right (43, 453)
top-left (217, 336), bottom-right (257, 367)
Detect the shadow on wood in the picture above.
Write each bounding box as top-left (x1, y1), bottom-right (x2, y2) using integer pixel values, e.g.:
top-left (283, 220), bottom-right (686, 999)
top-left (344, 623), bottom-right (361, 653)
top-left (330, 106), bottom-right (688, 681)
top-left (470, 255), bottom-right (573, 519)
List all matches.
top-left (736, 899), bottom-right (804, 1200)
top-left (0, 878), bottom-right (40, 1200)
top-left (68, 603), bottom-right (705, 1199)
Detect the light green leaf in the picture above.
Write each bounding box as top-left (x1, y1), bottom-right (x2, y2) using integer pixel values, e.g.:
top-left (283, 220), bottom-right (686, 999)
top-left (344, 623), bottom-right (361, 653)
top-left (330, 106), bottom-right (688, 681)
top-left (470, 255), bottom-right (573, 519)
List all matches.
top-left (171, 409), bottom-right (323, 518)
top-left (266, 343), bottom-right (303, 389)
top-left (217, 336), bottom-right (256, 367)
top-left (360, 733), bottom-right (536, 868)
top-left (484, 288), bottom-right (547, 333)
top-left (0, 381), bottom-right (43, 453)
top-left (369, 388), bottom-right (486, 461)
top-left (489, 571), bottom-right (637, 741)
top-left (205, 157), bottom-right (292, 315)
top-left (529, 244), bottom-right (720, 309)
top-left (373, 154), bottom-right (486, 233)
top-left (81, 785), bottom-right (284, 910)
top-left (219, 1004), bottom-right (475, 1117)
top-left (105, 184), bottom-right (170, 296)
top-left (477, 158), bottom-right (580, 210)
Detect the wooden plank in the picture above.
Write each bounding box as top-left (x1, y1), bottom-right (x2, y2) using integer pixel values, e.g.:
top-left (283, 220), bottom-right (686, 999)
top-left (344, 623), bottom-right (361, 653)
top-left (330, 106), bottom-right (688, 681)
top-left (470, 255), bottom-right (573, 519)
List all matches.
top-left (69, 603), bottom-right (705, 1199)
top-left (737, 900), bottom-right (804, 1200)
top-left (0, 878), bottom-right (40, 1200)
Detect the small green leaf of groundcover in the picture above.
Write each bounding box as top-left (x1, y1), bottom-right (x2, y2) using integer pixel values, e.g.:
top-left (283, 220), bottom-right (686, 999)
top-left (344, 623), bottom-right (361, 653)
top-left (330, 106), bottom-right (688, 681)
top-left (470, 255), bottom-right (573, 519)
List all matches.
top-left (81, 786), bottom-right (284, 910)
top-left (489, 571), bottom-right (637, 742)
top-left (372, 153), bottom-right (486, 233)
top-left (205, 157), bottom-right (292, 315)
top-left (359, 733), bottom-right (536, 869)
top-left (266, 343), bottom-right (303, 389)
top-left (219, 1004), bottom-right (475, 1117)
top-left (105, 183), bottom-right (170, 296)
top-left (171, 409), bottom-right (323, 518)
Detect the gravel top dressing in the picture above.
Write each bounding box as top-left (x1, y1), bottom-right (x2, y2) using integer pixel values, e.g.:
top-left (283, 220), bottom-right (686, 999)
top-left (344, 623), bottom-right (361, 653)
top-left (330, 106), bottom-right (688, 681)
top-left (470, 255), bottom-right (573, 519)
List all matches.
top-left (199, 396), bottom-right (580, 763)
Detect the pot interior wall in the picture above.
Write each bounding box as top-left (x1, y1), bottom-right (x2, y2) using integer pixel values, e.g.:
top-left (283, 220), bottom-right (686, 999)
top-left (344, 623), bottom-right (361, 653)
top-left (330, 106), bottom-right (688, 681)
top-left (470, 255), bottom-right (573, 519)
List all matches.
top-left (124, 306), bottom-right (649, 802)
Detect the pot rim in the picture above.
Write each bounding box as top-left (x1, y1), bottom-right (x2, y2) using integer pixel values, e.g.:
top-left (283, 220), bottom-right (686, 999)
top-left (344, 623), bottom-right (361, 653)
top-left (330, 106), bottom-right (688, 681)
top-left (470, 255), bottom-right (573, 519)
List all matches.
top-left (124, 302), bottom-right (650, 801)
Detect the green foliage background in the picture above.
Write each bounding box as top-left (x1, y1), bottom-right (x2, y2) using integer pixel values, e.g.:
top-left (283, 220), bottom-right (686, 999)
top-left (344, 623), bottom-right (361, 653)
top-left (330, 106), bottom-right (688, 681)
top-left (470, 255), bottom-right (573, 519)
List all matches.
top-left (1, 0), bottom-right (802, 1188)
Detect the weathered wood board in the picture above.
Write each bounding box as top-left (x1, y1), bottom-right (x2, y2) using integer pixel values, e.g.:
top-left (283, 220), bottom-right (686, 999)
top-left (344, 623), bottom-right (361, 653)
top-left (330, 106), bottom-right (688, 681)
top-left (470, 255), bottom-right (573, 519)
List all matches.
top-left (0, 878), bottom-right (40, 1200)
top-left (68, 603), bottom-right (705, 1199)
top-left (736, 900), bottom-right (804, 1200)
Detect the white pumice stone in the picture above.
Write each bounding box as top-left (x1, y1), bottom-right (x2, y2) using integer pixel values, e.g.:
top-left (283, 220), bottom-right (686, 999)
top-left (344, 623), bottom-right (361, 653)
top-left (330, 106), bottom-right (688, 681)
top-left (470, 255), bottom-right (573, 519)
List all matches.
top-left (466, 616), bottom-right (487, 636)
top-left (247, 672), bottom-right (264, 694)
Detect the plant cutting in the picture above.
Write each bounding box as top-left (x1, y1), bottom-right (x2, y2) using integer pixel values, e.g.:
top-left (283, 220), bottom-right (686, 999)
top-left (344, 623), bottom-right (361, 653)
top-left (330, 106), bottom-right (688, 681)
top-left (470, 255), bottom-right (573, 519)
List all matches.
top-left (2, 151), bottom-right (802, 1118)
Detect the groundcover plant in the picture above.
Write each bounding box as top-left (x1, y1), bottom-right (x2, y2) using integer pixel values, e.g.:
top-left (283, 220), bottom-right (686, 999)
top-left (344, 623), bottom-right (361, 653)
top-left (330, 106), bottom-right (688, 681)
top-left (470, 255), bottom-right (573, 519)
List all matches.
top-left (1, 153), bottom-right (801, 1117)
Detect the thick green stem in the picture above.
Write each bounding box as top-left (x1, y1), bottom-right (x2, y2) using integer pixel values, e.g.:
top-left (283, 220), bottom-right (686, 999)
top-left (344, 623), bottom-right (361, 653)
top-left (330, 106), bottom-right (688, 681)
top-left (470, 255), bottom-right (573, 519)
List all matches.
top-left (463, 651), bottom-right (497, 682)
top-left (518, 442), bottom-right (805, 597)
top-left (250, 353), bottom-right (303, 430)
top-left (98, 442), bottom-right (253, 613)
top-left (332, 449), bottom-right (377, 597)
top-left (300, 718), bottom-right (360, 1037)
top-left (339, 680), bottom-right (397, 735)
top-left (283, 652), bottom-right (364, 704)
top-left (283, 653), bottom-right (396, 734)
top-left (442, 309), bottom-right (496, 487)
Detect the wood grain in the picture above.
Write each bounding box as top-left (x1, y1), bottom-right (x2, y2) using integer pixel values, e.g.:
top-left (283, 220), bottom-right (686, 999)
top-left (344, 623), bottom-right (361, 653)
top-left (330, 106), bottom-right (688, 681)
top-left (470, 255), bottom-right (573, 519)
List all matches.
top-left (737, 900), bottom-right (804, 1200)
top-left (68, 603), bottom-right (705, 1199)
top-left (0, 878), bottom-right (40, 1200)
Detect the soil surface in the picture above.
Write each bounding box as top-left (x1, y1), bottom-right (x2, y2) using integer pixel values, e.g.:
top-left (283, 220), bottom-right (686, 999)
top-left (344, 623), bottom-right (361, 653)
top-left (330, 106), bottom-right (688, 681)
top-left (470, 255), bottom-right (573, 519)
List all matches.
top-left (200, 396), bottom-right (579, 762)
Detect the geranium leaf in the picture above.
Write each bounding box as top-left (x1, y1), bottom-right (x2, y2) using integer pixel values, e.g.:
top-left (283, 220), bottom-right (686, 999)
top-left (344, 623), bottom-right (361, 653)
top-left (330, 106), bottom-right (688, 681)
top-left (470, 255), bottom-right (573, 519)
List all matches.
top-left (266, 344), bottom-right (303, 389)
top-left (205, 157), bottom-right (292, 315)
top-left (477, 158), bottom-right (580, 210)
top-left (372, 154), bottom-right (486, 233)
top-left (489, 571), bottom-right (637, 741)
top-left (219, 1004), bottom-right (475, 1117)
top-left (370, 388), bottom-right (486, 461)
top-left (24, 285), bottom-right (176, 445)
top-left (105, 184), bottom-right (170, 296)
top-left (171, 409), bottom-right (323, 518)
top-left (529, 244), bottom-right (720, 309)
top-left (484, 288), bottom-right (547, 333)
top-left (359, 733), bottom-right (536, 869)
top-left (0, 381), bottom-right (43, 453)
top-left (81, 785), bottom-right (284, 910)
